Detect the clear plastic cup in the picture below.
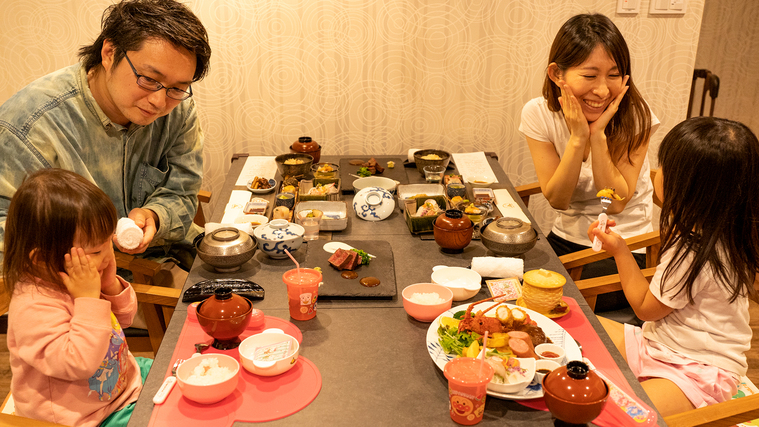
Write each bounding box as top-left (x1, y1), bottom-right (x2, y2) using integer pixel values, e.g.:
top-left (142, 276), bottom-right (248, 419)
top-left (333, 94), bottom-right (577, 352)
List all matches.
top-left (297, 209), bottom-right (323, 241)
top-left (444, 357), bottom-right (494, 425)
top-left (424, 165), bottom-right (446, 183)
top-left (282, 268), bottom-right (322, 320)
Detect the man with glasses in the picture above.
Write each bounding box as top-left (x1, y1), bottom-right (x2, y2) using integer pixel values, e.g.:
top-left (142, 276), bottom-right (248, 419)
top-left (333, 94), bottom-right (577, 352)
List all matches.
top-left (0, 0), bottom-right (212, 267)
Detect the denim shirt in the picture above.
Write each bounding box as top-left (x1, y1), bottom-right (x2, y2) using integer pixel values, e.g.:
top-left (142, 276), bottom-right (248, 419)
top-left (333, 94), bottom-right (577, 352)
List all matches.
top-left (0, 63), bottom-right (203, 254)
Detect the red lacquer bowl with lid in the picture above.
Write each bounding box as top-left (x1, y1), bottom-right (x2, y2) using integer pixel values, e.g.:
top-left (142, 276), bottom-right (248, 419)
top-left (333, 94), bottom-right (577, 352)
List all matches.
top-left (433, 209), bottom-right (474, 253)
top-left (542, 360), bottom-right (609, 424)
top-left (290, 136), bottom-right (321, 163)
top-left (196, 287), bottom-right (253, 350)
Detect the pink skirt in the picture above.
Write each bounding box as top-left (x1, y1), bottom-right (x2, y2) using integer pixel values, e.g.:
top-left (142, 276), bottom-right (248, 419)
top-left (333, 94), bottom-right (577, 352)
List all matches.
top-left (624, 324), bottom-right (739, 408)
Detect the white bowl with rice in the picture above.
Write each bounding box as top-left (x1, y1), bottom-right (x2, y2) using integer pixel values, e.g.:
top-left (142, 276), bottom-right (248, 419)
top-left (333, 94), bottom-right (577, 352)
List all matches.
top-left (176, 354), bottom-right (240, 404)
top-left (401, 283), bottom-right (453, 322)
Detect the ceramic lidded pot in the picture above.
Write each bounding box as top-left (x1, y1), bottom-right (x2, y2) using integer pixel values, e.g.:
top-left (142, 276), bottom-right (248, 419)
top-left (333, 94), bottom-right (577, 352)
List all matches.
top-left (479, 217), bottom-right (538, 256)
top-left (542, 360), bottom-right (609, 424)
top-left (433, 209), bottom-right (474, 253)
top-left (195, 227), bottom-right (256, 273)
top-left (253, 219), bottom-right (305, 259)
top-left (290, 136), bottom-right (321, 163)
top-left (196, 287), bottom-right (253, 350)
top-left (353, 186), bottom-right (395, 221)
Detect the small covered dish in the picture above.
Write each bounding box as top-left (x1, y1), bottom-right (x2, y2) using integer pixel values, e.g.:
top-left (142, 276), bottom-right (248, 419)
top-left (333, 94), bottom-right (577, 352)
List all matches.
top-left (290, 136), bottom-right (321, 163)
top-left (433, 209), bottom-right (474, 253)
top-left (195, 227), bottom-right (256, 272)
top-left (353, 186), bottom-right (395, 221)
top-left (542, 360), bottom-right (609, 424)
top-left (480, 217), bottom-right (538, 256)
top-left (196, 287), bottom-right (253, 349)
top-left (253, 219), bottom-right (305, 259)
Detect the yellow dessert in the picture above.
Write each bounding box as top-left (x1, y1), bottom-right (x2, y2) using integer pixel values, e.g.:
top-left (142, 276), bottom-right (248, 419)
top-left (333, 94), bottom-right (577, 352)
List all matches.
top-left (596, 188), bottom-right (624, 201)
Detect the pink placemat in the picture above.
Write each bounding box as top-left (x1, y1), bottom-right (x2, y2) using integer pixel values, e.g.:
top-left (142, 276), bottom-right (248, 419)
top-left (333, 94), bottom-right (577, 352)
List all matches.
top-left (147, 306), bottom-right (321, 426)
top-left (517, 297), bottom-right (658, 426)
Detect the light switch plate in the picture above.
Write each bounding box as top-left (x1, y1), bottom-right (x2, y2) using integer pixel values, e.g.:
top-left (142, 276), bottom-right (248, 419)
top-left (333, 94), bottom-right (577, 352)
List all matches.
top-left (617, 0), bottom-right (640, 14)
top-left (649, 0), bottom-right (687, 15)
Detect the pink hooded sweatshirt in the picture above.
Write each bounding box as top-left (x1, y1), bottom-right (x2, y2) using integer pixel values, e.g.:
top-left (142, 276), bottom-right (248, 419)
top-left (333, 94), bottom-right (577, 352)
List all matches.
top-left (7, 277), bottom-right (143, 426)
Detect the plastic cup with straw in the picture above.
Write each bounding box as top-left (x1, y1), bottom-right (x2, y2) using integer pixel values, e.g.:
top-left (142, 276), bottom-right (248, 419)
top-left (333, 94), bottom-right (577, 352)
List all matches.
top-left (282, 249), bottom-right (321, 320)
top-left (444, 330), bottom-right (494, 425)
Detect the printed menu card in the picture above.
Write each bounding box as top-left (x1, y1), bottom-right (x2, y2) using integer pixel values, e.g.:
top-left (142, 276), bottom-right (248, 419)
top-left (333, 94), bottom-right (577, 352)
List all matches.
top-left (450, 152), bottom-right (499, 183)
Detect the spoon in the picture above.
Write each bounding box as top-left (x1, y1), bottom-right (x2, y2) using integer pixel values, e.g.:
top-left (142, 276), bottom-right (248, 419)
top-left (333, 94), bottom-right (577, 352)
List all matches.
top-left (323, 241), bottom-right (376, 258)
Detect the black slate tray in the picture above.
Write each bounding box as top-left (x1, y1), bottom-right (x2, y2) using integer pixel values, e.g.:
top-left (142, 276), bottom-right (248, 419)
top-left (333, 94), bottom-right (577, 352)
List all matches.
top-left (304, 240), bottom-right (396, 298)
top-left (339, 156), bottom-right (408, 193)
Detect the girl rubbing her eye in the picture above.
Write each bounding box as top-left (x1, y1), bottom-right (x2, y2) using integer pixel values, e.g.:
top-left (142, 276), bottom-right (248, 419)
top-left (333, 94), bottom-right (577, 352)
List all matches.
top-left (3, 169), bottom-right (151, 427)
top-left (591, 117), bottom-right (759, 416)
top-left (519, 13), bottom-right (660, 314)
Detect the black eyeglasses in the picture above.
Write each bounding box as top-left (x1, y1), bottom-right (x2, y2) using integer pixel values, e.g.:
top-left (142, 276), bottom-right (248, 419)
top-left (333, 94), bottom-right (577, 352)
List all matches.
top-left (123, 53), bottom-right (193, 101)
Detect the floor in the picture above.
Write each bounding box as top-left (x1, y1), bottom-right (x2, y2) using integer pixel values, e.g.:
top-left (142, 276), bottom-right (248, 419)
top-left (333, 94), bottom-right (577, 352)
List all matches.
top-left (1, 302), bottom-right (758, 413)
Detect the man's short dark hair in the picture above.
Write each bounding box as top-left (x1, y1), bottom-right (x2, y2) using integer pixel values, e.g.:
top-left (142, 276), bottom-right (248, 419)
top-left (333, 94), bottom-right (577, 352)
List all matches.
top-left (78, 0), bottom-right (211, 81)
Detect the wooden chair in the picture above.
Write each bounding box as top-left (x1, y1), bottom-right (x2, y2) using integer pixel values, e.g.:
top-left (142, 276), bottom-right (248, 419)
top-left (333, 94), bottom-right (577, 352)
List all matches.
top-left (116, 189), bottom-right (211, 354)
top-left (687, 68), bottom-right (720, 118)
top-left (515, 171), bottom-right (661, 310)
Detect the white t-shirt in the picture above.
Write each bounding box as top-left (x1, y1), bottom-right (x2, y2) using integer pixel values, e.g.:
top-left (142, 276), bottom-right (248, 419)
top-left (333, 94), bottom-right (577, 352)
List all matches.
top-left (518, 97), bottom-right (660, 246)
top-left (642, 248), bottom-right (751, 376)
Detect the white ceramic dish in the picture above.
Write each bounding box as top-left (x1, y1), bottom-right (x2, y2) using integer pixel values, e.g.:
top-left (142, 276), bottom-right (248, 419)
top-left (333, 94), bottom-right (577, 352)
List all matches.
top-left (246, 178), bottom-right (277, 193)
top-left (426, 301), bottom-right (582, 400)
top-left (396, 184), bottom-right (445, 211)
top-left (234, 214), bottom-right (269, 230)
top-left (352, 176), bottom-right (398, 194)
top-left (253, 219), bottom-right (305, 259)
top-left (239, 328), bottom-right (300, 376)
top-left (353, 186), bottom-right (395, 221)
top-left (535, 343), bottom-right (567, 365)
top-left (466, 176), bottom-right (494, 188)
top-left (431, 266), bottom-right (482, 301)
top-left (485, 356), bottom-right (536, 394)
top-left (294, 201), bottom-right (348, 231)
top-left (176, 354), bottom-right (240, 404)
top-left (535, 359), bottom-right (561, 384)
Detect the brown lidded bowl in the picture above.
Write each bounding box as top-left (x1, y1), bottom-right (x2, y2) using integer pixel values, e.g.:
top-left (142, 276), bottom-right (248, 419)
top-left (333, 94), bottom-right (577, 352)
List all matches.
top-left (413, 149), bottom-right (451, 177)
top-left (542, 360), bottom-right (609, 424)
top-left (196, 287), bottom-right (253, 350)
top-left (290, 136), bottom-right (321, 163)
top-left (433, 209), bottom-right (473, 254)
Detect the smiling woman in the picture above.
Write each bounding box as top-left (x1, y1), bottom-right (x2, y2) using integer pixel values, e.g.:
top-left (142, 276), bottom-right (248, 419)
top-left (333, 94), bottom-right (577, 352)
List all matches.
top-left (518, 13), bottom-right (660, 292)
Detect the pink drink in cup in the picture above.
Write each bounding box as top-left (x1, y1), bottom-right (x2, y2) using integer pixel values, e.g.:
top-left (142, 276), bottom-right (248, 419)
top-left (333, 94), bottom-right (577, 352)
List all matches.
top-left (282, 268), bottom-right (322, 320)
top-left (444, 357), bottom-right (494, 425)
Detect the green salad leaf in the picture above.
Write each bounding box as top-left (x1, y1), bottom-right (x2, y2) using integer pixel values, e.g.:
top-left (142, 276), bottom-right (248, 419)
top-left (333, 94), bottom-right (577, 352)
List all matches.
top-left (357, 167), bottom-right (372, 177)
top-left (350, 248), bottom-right (371, 265)
top-left (437, 325), bottom-right (480, 356)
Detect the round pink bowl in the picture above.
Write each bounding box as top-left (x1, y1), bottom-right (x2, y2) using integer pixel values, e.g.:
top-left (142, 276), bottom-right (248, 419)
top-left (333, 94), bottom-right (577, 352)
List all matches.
top-left (402, 283), bottom-right (453, 322)
top-left (176, 354), bottom-right (240, 404)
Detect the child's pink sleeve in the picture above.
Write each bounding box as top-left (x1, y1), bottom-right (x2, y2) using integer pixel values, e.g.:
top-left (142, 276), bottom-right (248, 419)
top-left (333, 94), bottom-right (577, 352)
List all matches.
top-left (101, 275), bottom-right (138, 328)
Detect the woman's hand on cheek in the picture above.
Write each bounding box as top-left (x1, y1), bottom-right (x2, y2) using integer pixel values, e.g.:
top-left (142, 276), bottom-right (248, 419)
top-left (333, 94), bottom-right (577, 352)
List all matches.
top-left (559, 80), bottom-right (590, 141)
top-left (60, 248), bottom-right (102, 299)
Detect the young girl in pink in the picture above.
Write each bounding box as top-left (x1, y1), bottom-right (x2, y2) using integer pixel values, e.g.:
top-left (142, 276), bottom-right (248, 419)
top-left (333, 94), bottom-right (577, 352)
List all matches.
top-left (3, 169), bottom-right (150, 427)
top-left (591, 117), bottom-right (759, 416)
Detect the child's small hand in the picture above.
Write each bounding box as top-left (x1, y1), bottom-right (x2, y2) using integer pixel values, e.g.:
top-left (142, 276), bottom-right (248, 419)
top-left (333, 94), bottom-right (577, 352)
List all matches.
top-left (60, 248), bottom-right (102, 299)
top-left (100, 244), bottom-right (122, 296)
top-left (588, 220), bottom-right (628, 257)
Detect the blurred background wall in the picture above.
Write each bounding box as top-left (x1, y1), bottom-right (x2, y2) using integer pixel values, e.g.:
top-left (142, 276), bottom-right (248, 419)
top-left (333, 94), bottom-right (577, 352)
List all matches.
top-left (0, 0), bottom-right (721, 233)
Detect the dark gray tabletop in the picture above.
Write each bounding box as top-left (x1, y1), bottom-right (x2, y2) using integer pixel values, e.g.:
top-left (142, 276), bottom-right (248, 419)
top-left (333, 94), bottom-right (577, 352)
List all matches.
top-left (128, 154), bottom-right (664, 426)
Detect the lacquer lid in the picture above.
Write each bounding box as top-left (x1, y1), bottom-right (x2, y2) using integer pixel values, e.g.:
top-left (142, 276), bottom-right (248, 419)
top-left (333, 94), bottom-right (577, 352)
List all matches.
top-left (197, 287), bottom-right (252, 319)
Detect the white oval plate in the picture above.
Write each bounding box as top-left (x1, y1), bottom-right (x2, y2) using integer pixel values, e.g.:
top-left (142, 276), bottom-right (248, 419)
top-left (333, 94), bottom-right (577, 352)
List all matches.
top-left (247, 178), bottom-right (277, 193)
top-left (426, 301), bottom-right (582, 400)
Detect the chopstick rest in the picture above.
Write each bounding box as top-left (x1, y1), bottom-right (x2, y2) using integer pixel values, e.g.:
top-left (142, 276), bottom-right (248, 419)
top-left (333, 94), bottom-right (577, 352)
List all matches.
top-left (115, 218), bottom-right (143, 250)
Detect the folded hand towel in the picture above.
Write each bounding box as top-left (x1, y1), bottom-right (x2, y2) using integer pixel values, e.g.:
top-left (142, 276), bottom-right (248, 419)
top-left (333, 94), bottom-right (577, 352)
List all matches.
top-left (470, 256), bottom-right (523, 280)
top-left (115, 218), bottom-right (143, 250)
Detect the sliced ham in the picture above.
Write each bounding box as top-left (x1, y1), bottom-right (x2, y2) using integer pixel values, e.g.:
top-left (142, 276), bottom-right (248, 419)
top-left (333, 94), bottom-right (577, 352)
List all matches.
top-left (508, 331), bottom-right (538, 359)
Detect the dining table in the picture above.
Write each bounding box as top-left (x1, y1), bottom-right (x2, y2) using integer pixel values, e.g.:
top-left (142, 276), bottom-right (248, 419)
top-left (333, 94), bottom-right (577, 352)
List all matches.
top-left (127, 153), bottom-right (666, 426)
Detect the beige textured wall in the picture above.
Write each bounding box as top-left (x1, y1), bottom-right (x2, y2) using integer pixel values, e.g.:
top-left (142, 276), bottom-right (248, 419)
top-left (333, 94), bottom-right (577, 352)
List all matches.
top-left (694, 0), bottom-right (759, 134)
top-left (0, 0), bottom-right (705, 233)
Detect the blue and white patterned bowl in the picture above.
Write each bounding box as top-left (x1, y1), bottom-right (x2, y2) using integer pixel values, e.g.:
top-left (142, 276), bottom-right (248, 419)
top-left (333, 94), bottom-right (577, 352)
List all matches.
top-left (352, 186), bottom-right (395, 221)
top-left (253, 219), bottom-right (305, 259)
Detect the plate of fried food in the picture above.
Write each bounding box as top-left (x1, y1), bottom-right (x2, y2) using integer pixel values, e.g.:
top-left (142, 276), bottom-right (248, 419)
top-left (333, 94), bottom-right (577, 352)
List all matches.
top-left (426, 296), bottom-right (581, 400)
top-left (247, 177), bottom-right (277, 193)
